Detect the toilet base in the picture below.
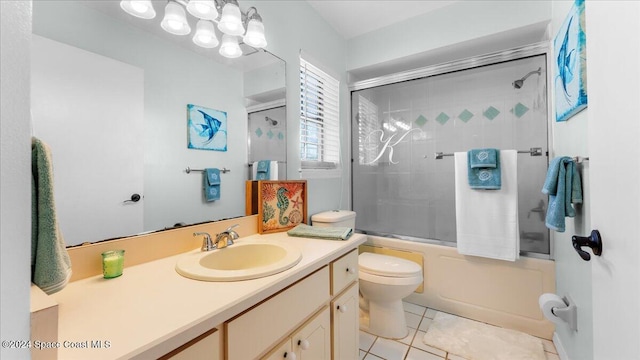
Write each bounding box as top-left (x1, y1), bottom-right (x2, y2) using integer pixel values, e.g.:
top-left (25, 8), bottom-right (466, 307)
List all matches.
top-left (359, 298), bottom-right (409, 339)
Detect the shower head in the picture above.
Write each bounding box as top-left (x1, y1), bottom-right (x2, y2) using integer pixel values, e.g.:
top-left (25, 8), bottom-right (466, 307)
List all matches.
top-left (265, 116), bottom-right (278, 126)
top-left (513, 67), bottom-right (542, 89)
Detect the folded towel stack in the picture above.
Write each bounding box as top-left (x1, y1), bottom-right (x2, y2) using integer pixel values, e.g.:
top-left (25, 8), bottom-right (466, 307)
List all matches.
top-left (255, 160), bottom-right (271, 180)
top-left (203, 168), bottom-right (221, 202)
top-left (32, 137), bottom-right (72, 294)
top-left (467, 148), bottom-right (501, 190)
top-left (455, 150), bottom-right (520, 261)
top-left (287, 223), bottom-right (353, 241)
top-left (542, 156), bottom-right (582, 232)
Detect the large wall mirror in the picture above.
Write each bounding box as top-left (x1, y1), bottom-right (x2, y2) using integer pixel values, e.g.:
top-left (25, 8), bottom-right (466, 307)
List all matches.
top-left (31, 1), bottom-right (286, 246)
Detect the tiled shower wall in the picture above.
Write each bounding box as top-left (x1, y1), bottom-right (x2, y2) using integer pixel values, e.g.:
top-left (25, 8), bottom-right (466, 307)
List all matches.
top-left (351, 55), bottom-right (550, 254)
top-left (248, 106), bottom-right (287, 180)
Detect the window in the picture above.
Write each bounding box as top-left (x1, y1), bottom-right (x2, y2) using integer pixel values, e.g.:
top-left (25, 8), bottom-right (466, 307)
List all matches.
top-left (299, 57), bottom-right (340, 177)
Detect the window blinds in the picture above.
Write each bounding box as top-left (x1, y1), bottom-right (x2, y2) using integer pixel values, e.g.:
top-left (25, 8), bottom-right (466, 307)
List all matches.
top-left (299, 57), bottom-right (340, 169)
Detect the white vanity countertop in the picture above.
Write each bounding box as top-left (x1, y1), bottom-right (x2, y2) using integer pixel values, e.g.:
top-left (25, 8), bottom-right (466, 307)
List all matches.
top-left (50, 232), bottom-right (366, 360)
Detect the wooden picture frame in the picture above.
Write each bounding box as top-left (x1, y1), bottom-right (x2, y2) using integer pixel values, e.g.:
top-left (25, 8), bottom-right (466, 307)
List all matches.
top-left (256, 180), bottom-right (307, 234)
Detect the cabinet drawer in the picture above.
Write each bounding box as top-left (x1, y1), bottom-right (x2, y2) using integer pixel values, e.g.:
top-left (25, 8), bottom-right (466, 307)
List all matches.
top-left (331, 249), bottom-right (358, 296)
top-left (226, 267), bottom-right (330, 360)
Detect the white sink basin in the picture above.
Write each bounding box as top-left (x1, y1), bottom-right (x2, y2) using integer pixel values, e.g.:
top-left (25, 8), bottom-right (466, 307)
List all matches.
top-left (175, 240), bottom-right (302, 281)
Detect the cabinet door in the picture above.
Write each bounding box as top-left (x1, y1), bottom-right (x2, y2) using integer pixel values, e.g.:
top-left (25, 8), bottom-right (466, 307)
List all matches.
top-left (292, 307), bottom-right (331, 360)
top-left (331, 283), bottom-right (359, 360)
top-left (161, 329), bottom-right (220, 360)
top-left (262, 338), bottom-right (293, 360)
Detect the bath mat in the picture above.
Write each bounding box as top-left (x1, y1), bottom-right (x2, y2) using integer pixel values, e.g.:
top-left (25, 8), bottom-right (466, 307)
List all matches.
top-left (422, 312), bottom-right (545, 360)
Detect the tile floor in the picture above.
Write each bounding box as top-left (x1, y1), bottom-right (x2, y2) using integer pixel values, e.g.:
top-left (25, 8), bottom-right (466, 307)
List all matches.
top-left (359, 301), bottom-right (559, 360)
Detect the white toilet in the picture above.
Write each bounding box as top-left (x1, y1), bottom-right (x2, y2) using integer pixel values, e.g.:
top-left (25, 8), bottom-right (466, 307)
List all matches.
top-left (358, 252), bottom-right (423, 339)
top-left (311, 210), bottom-right (424, 339)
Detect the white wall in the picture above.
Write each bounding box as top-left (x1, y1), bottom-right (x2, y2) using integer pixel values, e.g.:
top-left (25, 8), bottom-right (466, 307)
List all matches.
top-left (245, 1), bottom-right (351, 218)
top-left (549, 1), bottom-right (593, 358)
top-left (0, 1), bottom-right (32, 359)
top-left (347, 0), bottom-right (551, 78)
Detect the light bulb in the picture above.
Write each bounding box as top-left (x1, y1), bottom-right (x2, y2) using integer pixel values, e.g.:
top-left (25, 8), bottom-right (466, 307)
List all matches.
top-left (120, 0), bottom-right (156, 19)
top-left (193, 20), bottom-right (219, 48)
top-left (186, 0), bottom-right (218, 20)
top-left (219, 34), bottom-right (242, 58)
top-left (161, 1), bottom-right (191, 35)
top-left (218, 1), bottom-right (245, 36)
top-left (243, 18), bottom-right (267, 48)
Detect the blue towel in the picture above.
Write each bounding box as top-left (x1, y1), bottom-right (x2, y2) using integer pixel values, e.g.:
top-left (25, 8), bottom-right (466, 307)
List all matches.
top-left (467, 150), bottom-right (501, 189)
top-left (32, 137), bottom-right (72, 294)
top-left (542, 156), bottom-right (583, 232)
top-left (203, 168), bottom-right (220, 202)
top-left (255, 160), bottom-right (271, 180)
top-left (468, 148), bottom-right (498, 168)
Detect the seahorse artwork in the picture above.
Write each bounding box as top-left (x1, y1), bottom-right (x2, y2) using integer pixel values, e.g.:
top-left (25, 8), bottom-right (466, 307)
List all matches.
top-left (276, 187), bottom-right (289, 225)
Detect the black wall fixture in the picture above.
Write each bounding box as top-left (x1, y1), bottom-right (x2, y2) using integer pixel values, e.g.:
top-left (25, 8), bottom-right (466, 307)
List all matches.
top-left (572, 230), bottom-right (603, 261)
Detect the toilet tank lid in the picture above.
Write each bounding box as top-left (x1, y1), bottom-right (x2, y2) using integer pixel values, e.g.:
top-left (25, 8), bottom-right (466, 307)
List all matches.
top-left (311, 210), bottom-right (356, 223)
top-left (358, 252), bottom-right (422, 277)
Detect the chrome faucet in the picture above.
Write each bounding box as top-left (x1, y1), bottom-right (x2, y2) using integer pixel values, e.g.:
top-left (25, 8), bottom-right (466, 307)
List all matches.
top-left (194, 232), bottom-right (215, 252)
top-left (214, 224), bottom-right (240, 249)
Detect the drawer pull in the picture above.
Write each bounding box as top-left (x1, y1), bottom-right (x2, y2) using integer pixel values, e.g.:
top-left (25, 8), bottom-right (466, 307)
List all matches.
top-left (337, 304), bottom-right (347, 313)
top-left (298, 339), bottom-right (310, 350)
top-left (284, 351), bottom-right (296, 360)
top-left (346, 267), bottom-right (355, 274)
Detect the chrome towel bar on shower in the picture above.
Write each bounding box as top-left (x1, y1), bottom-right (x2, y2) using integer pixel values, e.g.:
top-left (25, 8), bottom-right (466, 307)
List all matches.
top-left (432, 147), bottom-right (544, 160)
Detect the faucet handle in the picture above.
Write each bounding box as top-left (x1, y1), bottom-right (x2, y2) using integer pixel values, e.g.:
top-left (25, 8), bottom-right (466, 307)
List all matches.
top-left (225, 224), bottom-right (240, 241)
top-left (194, 232), bottom-right (214, 252)
top-left (224, 224), bottom-right (239, 233)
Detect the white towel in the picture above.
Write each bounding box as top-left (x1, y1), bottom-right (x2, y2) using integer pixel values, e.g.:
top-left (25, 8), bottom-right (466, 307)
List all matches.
top-left (454, 150), bottom-right (519, 261)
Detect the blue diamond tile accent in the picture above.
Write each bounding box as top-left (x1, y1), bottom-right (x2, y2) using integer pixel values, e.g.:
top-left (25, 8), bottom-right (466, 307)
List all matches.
top-left (267, 130), bottom-right (274, 139)
top-left (255, 128), bottom-right (263, 137)
top-left (436, 112), bottom-right (450, 125)
top-left (511, 103), bottom-right (530, 118)
top-left (483, 106), bottom-right (500, 120)
top-left (415, 114), bottom-right (427, 127)
top-left (278, 132), bottom-right (284, 140)
top-left (458, 109), bottom-right (474, 122)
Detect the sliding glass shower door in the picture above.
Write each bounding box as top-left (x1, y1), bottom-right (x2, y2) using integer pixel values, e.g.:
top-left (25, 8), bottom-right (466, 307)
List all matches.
top-left (351, 54), bottom-right (550, 255)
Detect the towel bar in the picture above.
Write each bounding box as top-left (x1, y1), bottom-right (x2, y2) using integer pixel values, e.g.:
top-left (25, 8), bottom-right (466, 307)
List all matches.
top-left (432, 147), bottom-right (544, 160)
top-left (185, 167), bottom-right (231, 174)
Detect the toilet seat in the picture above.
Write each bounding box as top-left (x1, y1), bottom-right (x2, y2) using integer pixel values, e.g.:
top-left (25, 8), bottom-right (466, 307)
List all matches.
top-left (359, 253), bottom-right (422, 277)
top-left (359, 270), bottom-right (422, 286)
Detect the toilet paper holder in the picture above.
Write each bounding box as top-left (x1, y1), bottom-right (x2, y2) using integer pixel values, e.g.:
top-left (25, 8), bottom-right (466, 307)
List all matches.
top-left (540, 293), bottom-right (577, 331)
top-left (551, 295), bottom-right (577, 331)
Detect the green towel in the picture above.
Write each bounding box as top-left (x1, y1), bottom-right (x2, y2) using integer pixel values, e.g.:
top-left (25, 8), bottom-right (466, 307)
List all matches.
top-left (287, 224), bottom-right (353, 240)
top-left (32, 137), bottom-right (72, 295)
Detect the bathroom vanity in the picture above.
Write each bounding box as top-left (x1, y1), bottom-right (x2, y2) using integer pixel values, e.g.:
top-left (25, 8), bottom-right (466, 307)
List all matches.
top-left (40, 230), bottom-right (364, 360)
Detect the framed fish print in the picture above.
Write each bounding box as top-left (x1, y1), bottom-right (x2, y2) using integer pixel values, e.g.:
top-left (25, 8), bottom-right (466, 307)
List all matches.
top-left (187, 104), bottom-right (227, 151)
top-left (257, 180), bottom-right (307, 234)
top-left (554, 0), bottom-right (588, 122)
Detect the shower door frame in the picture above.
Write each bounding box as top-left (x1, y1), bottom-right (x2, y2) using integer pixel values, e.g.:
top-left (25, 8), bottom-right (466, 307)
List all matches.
top-left (349, 42), bottom-right (555, 260)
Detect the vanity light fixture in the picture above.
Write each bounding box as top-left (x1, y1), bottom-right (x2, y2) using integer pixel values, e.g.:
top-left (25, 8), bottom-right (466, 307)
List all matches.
top-left (120, 0), bottom-right (156, 19)
top-left (161, 1), bottom-right (191, 35)
top-left (186, 0), bottom-right (218, 20)
top-left (119, 0), bottom-right (267, 58)
top-left (193, 20), bottom-right (219, 48)
top-left (243, 7), bottom-right (267, 48)
top-left (219, 34), bottom-right (242, 58)
top-left (218, 0), bottom-right (245, 36)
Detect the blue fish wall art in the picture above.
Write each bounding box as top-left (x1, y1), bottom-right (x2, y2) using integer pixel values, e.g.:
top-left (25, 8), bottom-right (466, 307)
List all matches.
top-left (187, 104), bottom-right (227, 151)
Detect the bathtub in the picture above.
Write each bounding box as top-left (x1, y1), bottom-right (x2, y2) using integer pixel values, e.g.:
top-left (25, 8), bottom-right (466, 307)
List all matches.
top-left (361, 235), bottom-right (555, 339)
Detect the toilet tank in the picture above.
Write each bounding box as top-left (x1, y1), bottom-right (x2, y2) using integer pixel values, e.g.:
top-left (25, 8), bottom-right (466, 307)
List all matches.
top-left (311, 210), bottom-right (356, 228)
